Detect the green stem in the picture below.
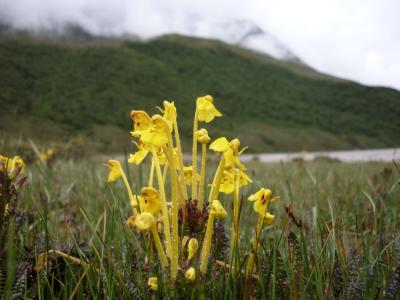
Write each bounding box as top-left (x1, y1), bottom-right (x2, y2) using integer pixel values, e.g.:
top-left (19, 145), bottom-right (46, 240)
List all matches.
top-left (148, 158), bottom-right (155, 187)
top-left (197, 144), bottom-right (207, 210)
top-left (173, 117), bottom-right (188, 201)
top-left (199, 213), bottom-right (215, 274)
top-left (208, 157), bottom-right (225, 204)
top-left (121, 170), bottom-right (138, 216)
top-left (230, 172), bottom-right (240, 274)
top-left (191, 111), bottom-right (198, 201)
top-left (162, 163), bottom-right (169, 184)
top-left (151, 147), bottom-right (172, 258)
top-left (151, 225), bottom-right (169, 269)
top-left (167, 134), bottom-right (179, 281)
top-left (246, 215), bottom-right (264, 277)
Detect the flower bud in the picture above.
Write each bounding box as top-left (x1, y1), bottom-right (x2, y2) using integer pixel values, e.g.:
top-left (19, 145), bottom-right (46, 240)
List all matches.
top-left (147, 277), bottom-right (158, 291)
top-left (195, 128), bottom-right (211, 144)
top-left (185, 267), bottom-right (196, 282)
top-left (187, 238), bottom-right (199, 261)
top-left (134, 212), bottom-right (156, 232)
top-left (210, 200), bottom-right (227, 219)
top-left (106, 160), bottom-right (122, 183)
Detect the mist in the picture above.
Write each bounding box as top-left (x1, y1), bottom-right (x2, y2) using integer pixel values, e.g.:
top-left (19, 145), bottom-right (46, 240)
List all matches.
top-left (1, 0), bottom-right (399, 89)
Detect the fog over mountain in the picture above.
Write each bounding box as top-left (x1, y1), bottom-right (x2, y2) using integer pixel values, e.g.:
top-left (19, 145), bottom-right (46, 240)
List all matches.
top-left (1, 0), bottom-right (399, 89)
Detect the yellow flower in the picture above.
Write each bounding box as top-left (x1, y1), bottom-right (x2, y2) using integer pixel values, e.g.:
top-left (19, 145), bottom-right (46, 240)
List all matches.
top-left (219, 170), bottom-right (235, 194)
top-left (209, 137), bottom-right (246, 169)
top-left (140, 115), bottom-right (171, 148)
top-left (39, 149), bottom-right (54, 162)
top-left (187, 238), bottom-right (199, 261)
top-left (185, 267), bottom-right (196, 282)
top-left (106, 160), bottom-right (123, 183)
top-left (158, 100), bottom-right (177, 123)
top-left (157, 149), bottom-right (168, 165)
top-left (230, 138), bottom-right (240, 153)
top-left (195, 128), bottom-right (211, 144)
top-left (219, 169), bottom-right (251, 194)
top-left (209, 137), bottom-right (230, 153)
top-left (132, 212), bottom-right (169, 269)
top-left (129, 146), bottom-right (168, 166)
top-left (130, 110), bottom-right (151, 134)
top-left (248, 188), bottom-right (278, 216)
top-left (210, 200), bottom-right (227, 219)
top-left (134, 212), bottom-right (156, 232)
top-left (229, 138), bottom-right (247, 170)
top-left (1, 155), bottom-right (25, 176)
top-left (128, 142), bottom-right (149, 165)
top-left (238, 170), bottom-right (252, 187)
top-left (196, 95), bottom-right (222, 123)
top-left (141, 187), bottom-right (161, 215)
top-left (147, 277), bottom-right (158, 291)
top-left (264, 212), bottom-right (275, 225)
top-left (183, 166), bottom-right (199, 185)
top-left (11, 155), bottom-right (25, 173)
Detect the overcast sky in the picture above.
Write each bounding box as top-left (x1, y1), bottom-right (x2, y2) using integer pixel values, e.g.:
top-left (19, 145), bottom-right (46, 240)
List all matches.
top-left (1, 0), bottom-right (399, 90)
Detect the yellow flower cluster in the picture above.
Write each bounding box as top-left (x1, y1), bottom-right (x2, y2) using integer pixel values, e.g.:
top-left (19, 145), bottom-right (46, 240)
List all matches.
top-left (0, 155), bottom-right (25, 178)
top-left (1, 154), bottom-right (26, 218)
top-left (106, 95), bottom-right (278, 285)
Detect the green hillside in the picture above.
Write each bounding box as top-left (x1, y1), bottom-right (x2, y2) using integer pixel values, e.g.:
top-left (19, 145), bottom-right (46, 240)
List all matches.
top-left (0, 34), bottom-right (399, 153)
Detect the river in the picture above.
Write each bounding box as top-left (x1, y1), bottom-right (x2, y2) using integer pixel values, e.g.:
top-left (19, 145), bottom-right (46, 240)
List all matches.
top-left (240, 148), bottom-right (400, 163)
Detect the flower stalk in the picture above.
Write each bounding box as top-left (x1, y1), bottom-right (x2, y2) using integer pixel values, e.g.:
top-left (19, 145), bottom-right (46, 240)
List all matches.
top-left (197, 143), bottom-right (207, 210)
top-left (151, 147), bottom-right (172, 258)
top-left (151, 223), bottom-right (169, 269)
top-left (246, 215), bottom-right (264, 278)
top-left (121, 171), bottom-right (138, 216)
top-left (172, 114), bottom-right (188, 201)
top-left (208, 157), bottom-right (225, 204)
top-left (148, 158), bottom-right (155, 187)
top-left (199, 200), bottom-right (227, 275)
top-left (191, 111), bottom-right (199, 201)
top-left (166, 133), bottom-right (179, 280)
top-left (230, 171), bottom-right (241, 271)
top-left (199, 212), bottom-right (215, 275)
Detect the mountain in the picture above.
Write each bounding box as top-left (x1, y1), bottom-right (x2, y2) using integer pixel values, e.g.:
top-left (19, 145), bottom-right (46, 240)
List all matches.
top-left (195, 19), bottom-right (302, 63)
top-left (0, 33), bottom-right (399, 153)
top-left (0, 18), bottom-right (301, 61)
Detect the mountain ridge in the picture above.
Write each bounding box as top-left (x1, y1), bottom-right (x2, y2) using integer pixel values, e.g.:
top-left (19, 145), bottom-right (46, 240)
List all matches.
top-left (0, 33), bottom-right (399, 153)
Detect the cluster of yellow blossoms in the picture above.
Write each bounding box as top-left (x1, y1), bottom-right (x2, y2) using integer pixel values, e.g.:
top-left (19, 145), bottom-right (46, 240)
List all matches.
top-left (0, 155), bottom-right (25, 178)
top-left (106, 95), bottom-right (278, 287)
top-left (0, 154), bottom-right (26, 219)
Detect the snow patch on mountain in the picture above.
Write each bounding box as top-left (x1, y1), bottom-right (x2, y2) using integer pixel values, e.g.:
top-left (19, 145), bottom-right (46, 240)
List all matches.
top-left (202, 20), bottom-right (301, 62)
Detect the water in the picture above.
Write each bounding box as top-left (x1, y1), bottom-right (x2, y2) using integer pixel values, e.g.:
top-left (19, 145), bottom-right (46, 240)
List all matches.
top-left (110, 148), bottom-right (400, 163)
top-left (240, 148), bottom-right (400, 163)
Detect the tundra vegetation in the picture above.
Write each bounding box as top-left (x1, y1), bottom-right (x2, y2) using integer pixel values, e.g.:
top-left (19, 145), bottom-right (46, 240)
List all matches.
top-left (1, 96), bottom-right (400, 299)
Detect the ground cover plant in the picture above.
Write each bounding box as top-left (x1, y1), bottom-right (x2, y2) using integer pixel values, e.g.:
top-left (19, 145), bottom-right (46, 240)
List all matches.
top-left (0, 96), bottom-right (400, 299)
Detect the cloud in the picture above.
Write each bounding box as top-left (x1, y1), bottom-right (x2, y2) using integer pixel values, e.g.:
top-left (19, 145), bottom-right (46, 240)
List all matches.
top-left (1, 0), bottom-right (399, 89)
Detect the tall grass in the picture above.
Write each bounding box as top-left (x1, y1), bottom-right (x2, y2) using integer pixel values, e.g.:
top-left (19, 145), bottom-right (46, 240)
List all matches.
top-left (1, 155), bottom-right (399, 299)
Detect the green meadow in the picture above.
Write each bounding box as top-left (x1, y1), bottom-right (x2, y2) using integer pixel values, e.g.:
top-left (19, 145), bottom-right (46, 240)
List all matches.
top-left (1, 32), bottom-right (400, 300)
top-left (1, 152), bottom-right (399, 299)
